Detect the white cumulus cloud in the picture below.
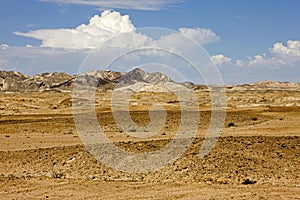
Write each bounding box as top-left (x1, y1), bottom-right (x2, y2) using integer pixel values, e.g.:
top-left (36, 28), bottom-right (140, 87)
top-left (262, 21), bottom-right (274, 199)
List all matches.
top-left (14, 10), bottom-right (136, 49)
top-left (179, 28), bottom-right (220, 44)
top-left (270, 40), bottom-right (300, 57)
top-left (211, 54), bottom-right (231, 66)
top-left (246, 40), bottom-right (300, 67)
top-left (212, 40), bottom-right (300, 83)
top-left (15, 10), bottom-right (219, 51)
top-left (247, 54), bottom-right (284, 67)
top-left (214, 40), bottom-right (300, 69)
top-left (1, 44), bottom-right (9, 50)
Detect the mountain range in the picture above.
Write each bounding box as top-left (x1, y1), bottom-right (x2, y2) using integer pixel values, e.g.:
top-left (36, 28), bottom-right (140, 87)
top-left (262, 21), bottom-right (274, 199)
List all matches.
top-left (0, 68), bottom-right (299, 92)
top-left (0, 68), bottom-right (173, 92)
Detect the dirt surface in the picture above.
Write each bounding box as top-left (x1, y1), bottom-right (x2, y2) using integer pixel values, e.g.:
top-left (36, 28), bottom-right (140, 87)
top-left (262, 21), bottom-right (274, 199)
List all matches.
top-left (0, 90), bottom-right (299, 199)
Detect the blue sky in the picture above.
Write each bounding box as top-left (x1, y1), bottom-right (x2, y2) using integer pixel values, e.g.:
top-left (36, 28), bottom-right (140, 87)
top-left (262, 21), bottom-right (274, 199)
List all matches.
top-left (0, 0), bottom-right (299, 83)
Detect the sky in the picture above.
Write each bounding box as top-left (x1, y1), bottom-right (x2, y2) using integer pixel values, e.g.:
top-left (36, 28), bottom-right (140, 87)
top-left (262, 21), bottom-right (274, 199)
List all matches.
top-left (0, 0), bottom-right (299, 84)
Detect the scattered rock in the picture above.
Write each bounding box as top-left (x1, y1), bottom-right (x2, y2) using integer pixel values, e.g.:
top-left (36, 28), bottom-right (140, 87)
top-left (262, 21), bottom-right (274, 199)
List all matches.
top-left (242, 178), bottom-right (257, 185)
top-left (52, 171), bottom-right (65, 179)
top-left (252, 117), bottom-right (258, 121)
top-left (228, 122), bottom-right (235, 127)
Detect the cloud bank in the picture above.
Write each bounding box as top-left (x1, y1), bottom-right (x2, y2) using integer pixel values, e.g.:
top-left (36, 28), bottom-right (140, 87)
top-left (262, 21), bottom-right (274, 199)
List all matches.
top-left (211, 40), bottom-right (300, 83)
top-left (212, 40), bottom-right (300, 69)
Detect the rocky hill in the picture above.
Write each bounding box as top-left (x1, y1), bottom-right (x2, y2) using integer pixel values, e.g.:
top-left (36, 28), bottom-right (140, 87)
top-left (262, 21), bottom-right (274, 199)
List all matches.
top-left (0, 71), bottom-right (74, 92)
top-left (0, 68), bottom-right (173, 92)
top-left (0, 71), bottom-right (29, 91)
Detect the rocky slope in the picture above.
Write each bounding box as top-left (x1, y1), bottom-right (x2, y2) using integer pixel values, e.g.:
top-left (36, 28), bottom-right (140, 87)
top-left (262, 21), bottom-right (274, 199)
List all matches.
top-left (0, 71), bottom-right (74, 92)
top-left (75, 70), bottom-right (124, 88)
top-left (117, 68), bottom-right (171, 86)
top-left (0, 71), bottom-right (29, 91)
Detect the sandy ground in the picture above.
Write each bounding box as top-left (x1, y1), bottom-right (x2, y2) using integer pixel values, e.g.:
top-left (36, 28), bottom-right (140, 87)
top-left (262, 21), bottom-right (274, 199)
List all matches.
top-left (0, 90), bottom-right (299, 199)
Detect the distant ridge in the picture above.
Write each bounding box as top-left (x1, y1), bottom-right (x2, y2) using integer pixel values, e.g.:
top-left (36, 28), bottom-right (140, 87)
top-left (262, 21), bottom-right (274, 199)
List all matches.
top-left (0, 68), bottom-right (173, 92)
top-left (0, 69), bottom-right (299, 92)
top-left (226, 80), bottom-right (300, 91)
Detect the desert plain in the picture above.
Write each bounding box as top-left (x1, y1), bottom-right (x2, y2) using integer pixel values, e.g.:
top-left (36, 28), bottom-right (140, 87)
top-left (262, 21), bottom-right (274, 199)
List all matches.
top-left (0, 80), bottom-right (300, 199)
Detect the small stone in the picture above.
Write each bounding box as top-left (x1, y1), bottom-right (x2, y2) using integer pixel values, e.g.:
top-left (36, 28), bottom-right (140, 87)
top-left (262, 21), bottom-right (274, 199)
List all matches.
top-left (242, 178), bottom-right (257, 185)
